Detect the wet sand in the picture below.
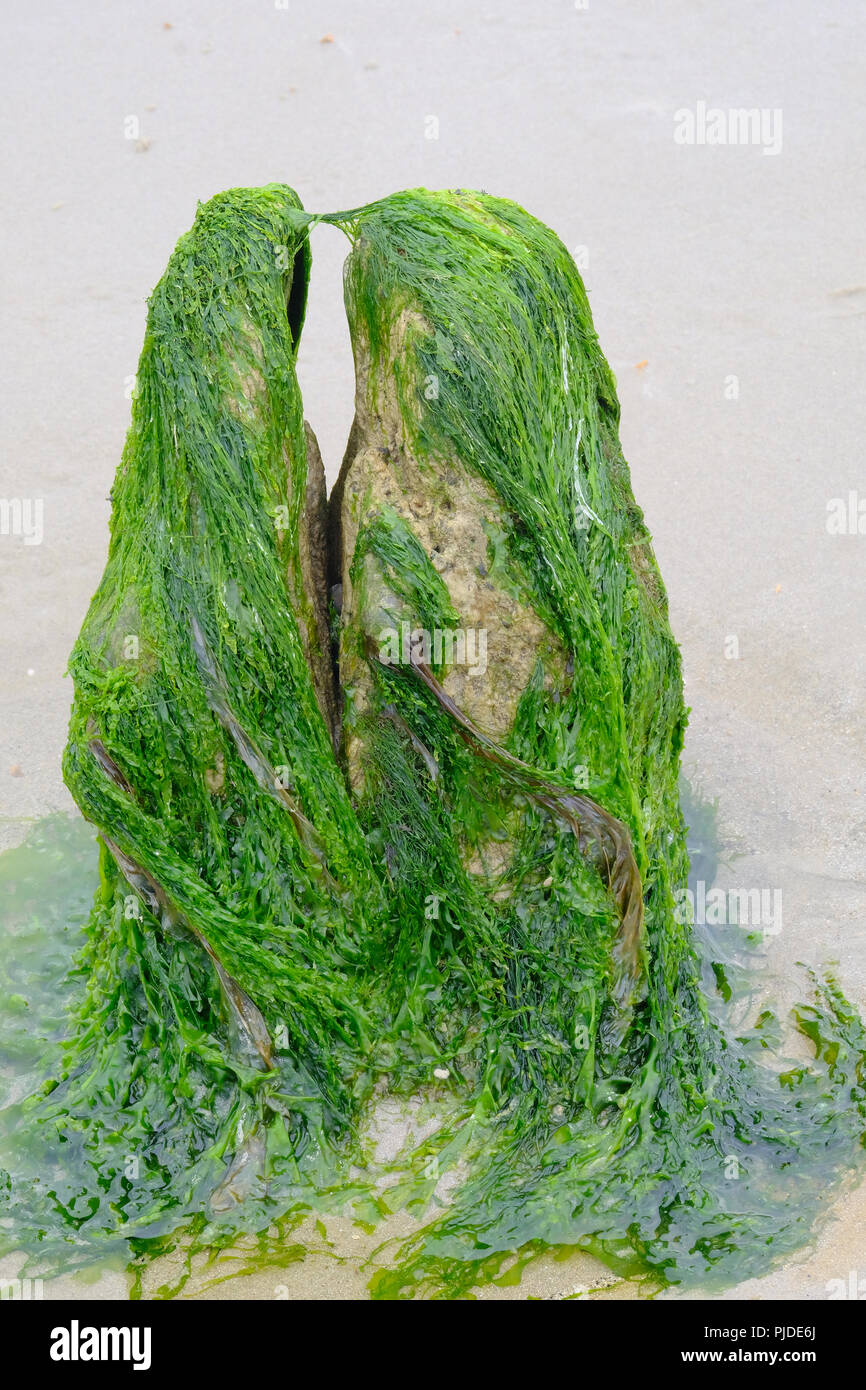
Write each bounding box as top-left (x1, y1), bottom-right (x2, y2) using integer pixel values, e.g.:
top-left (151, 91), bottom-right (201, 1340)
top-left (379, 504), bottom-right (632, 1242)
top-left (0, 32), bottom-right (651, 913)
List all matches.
top-left (1, 1), bottom-right (864, 1298)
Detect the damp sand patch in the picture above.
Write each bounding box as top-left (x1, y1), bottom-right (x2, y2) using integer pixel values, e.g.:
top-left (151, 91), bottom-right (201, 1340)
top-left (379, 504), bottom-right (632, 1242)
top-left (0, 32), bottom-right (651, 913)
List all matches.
top-left (1, 185), bottom-right (865, 1300)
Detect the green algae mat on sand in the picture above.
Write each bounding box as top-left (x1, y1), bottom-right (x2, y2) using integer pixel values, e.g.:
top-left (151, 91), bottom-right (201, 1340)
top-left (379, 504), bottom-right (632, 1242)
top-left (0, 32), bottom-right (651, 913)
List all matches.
top-left (1, 183), bottom-right (864, 1299)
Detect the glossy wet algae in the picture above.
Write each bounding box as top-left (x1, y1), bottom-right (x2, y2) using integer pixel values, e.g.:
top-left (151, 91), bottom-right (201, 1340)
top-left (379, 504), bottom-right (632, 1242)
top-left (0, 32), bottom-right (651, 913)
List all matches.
top-left (0, 185), bottom-right (863, 1299)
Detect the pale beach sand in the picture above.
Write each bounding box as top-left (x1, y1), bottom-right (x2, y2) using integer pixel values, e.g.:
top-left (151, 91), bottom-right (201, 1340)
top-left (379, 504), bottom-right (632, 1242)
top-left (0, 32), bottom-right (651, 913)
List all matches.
top-left (1, 0), bottom-right (864, 1299)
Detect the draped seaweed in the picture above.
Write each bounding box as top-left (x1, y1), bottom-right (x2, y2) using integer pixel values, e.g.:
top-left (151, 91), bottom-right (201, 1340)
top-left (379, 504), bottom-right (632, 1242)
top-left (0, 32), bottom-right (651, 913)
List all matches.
top-left (0, 184), bottom-right (863, 1299)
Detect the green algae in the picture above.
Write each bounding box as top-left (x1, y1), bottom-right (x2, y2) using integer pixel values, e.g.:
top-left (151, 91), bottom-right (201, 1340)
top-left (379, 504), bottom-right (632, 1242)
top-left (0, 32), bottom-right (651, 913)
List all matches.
top-left (0, 184), bottom-right (864, 1300)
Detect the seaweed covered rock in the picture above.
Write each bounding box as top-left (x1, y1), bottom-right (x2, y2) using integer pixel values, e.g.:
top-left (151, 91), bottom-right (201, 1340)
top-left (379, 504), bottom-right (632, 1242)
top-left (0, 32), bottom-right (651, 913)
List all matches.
top-left (0, 184), bottom-right (864, 1299)
top-left (0, 186), bottom-right (390, 1258)
top-left (330, 190), bottom-right (685, 1046)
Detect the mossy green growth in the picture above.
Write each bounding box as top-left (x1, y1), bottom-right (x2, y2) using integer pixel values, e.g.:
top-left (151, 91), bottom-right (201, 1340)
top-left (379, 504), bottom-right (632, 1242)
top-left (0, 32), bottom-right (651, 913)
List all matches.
top-left (0, 184), bottom-right (864, 1300)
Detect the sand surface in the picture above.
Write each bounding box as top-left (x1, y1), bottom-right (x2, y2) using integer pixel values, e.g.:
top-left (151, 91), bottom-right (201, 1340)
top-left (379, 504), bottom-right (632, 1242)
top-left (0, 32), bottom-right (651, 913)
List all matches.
top-left (1, 0), bottom-right (864, 1299)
